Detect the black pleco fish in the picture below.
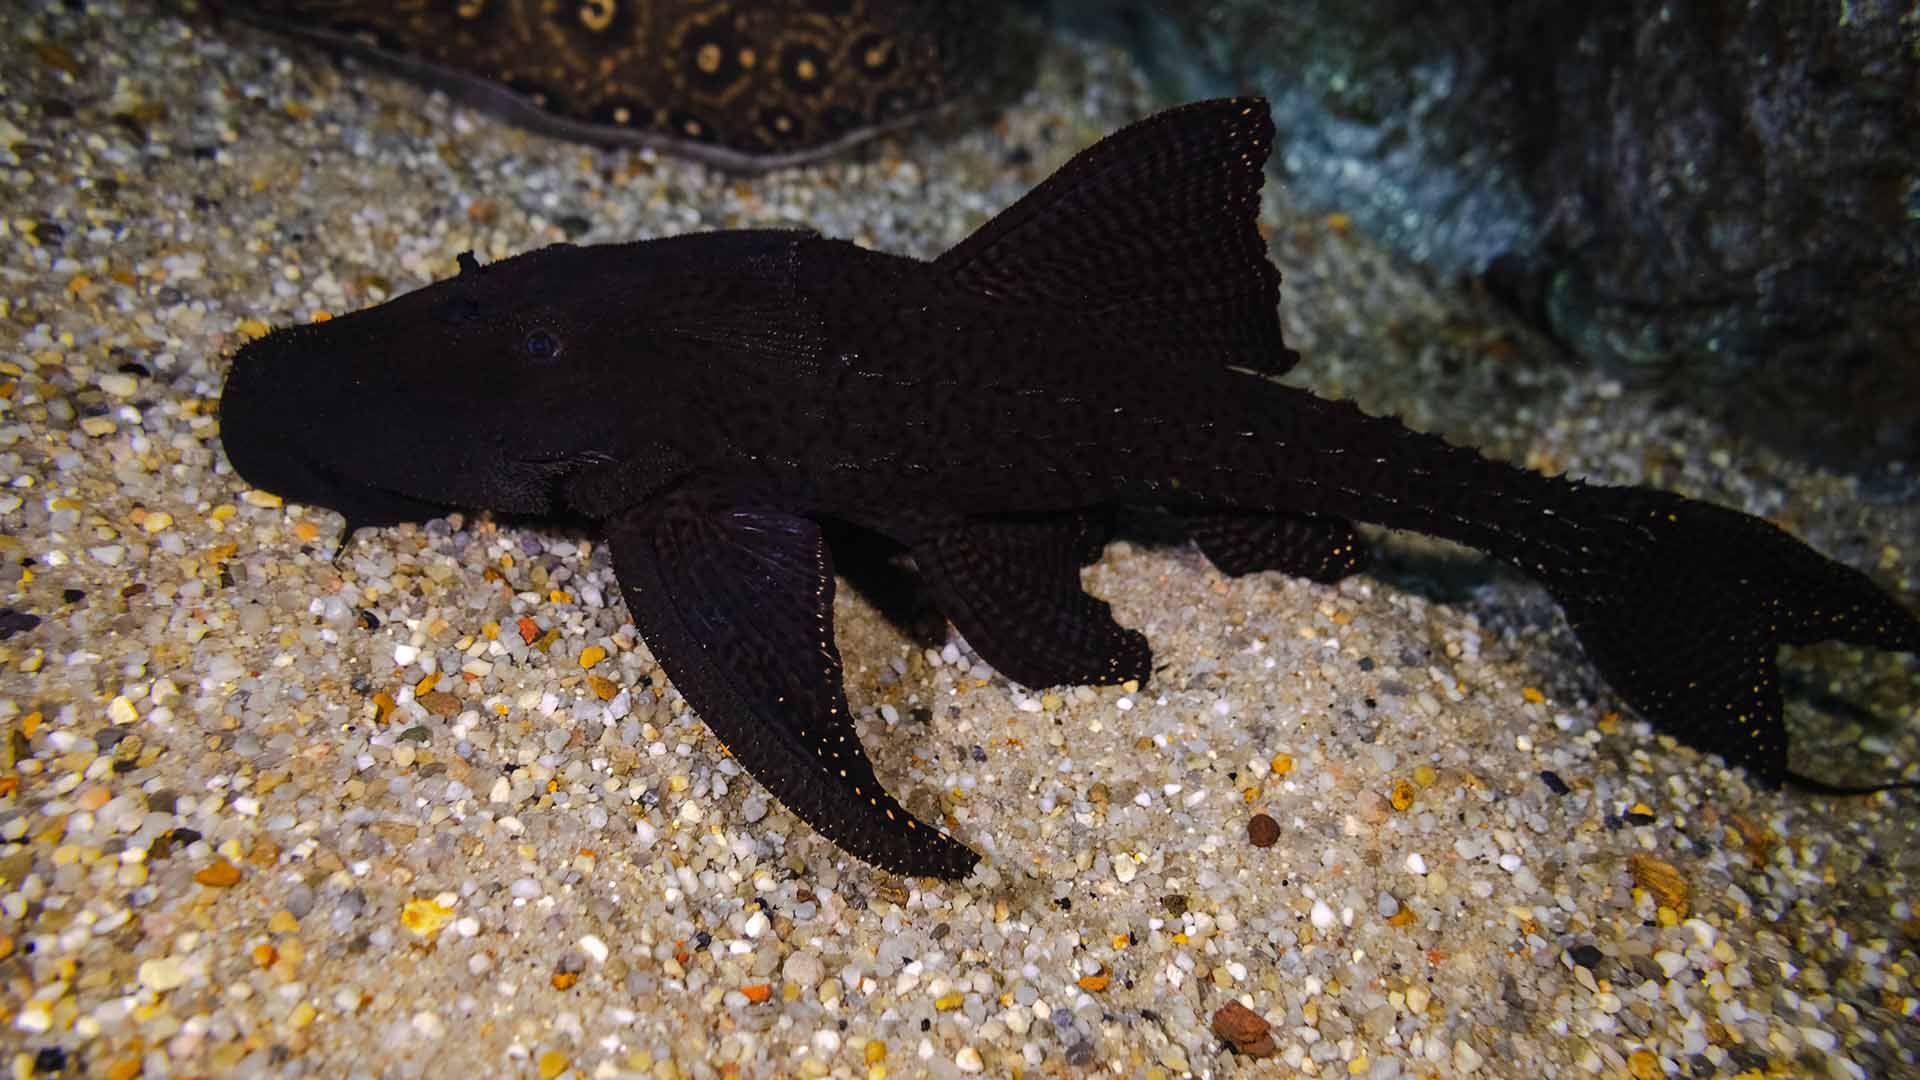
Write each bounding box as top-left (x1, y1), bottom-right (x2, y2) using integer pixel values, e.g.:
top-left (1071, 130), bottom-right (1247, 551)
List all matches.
top-left (218, 99), bottom-right (1920, 879)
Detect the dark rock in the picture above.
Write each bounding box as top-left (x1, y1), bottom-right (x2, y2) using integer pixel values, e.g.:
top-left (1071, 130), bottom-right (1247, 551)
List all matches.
top-left (1519, 1), bottom-right (1920, 466)
top-left (1568, 942), bottom-right (1604, 969)
top-left (92, 726), bottom-right (132, 752)
top-left (148, 826), bottom-right (201, 860)
top-left (1042, 0), bottom-right (1920, 466)
top-left (0, 608), bottom-right (40, 640)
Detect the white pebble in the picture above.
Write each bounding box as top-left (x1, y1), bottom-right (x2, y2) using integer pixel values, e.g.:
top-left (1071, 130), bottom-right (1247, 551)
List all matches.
top-left (955, 1047), bottom-right (984, 1073)
top-left (394, 644), bottom-right (420, 666)
top-left (579, 934), bottom-right (609, 964)
top-left (1310, 900), bottom-right (1336, 931)
top-left (108, 695), bottom-right (138, 724)
top-left (744, 910), bottom-right (770, 938)
top-left (139, 957), bottom-right (190, 992)
top-left (1405, 853), bottom-right (1428, 875)
top-left (784, 951), bottom-right (824, 988)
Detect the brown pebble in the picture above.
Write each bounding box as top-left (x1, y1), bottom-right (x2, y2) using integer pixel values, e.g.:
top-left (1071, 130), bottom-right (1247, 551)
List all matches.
top-left (417, 691), bottom-right (461, 717)
top-left (1246, 813), bottom-right (1281, 848)
top-left (36, 43), bottom-right (84, 77)
top-left (194, 860), bottom-right (241, 887)
top-left (1725, 812), bottom-right (1776, 868)
top-left (1389, 777), bottom-right (1416, 811)
top-left (1210, 1001), bottom-right (1277, 1057)
top-left (1628, 852), bottom-right (1690, 915)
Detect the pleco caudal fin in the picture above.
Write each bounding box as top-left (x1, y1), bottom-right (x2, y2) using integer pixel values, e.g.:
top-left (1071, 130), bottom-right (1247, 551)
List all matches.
top-left (935, 98), bottom-right (1298, 376)
top-left (1539, 487), bottom-right (1920, 791)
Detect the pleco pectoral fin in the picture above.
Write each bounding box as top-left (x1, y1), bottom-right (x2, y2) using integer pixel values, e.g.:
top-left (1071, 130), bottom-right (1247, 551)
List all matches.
top-left (913, 516), bottom-right (1153, 690)
top-left (1184, 510), bottom-right (1369, 583)
top-left (604, 502), bottom-right (979, 879)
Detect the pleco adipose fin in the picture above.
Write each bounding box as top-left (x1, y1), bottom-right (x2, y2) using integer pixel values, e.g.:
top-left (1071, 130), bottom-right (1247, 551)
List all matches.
top-left (1185, 511), bottom-right (1368, 582)
top-left (911, 516), bottom-right (1152, 691)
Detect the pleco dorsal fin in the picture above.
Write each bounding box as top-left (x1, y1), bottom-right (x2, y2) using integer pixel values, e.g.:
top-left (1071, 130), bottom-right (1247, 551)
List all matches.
top-left (934, 97), bottom-right (1297, 375)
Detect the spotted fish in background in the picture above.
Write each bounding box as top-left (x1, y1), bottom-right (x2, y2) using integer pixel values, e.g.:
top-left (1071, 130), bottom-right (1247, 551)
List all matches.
top-left (207, 0), bottom-right (996, 169)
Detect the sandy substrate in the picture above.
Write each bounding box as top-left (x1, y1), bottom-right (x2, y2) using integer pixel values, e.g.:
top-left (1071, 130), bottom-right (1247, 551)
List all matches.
top-left (2, 4), bottom-right (1918, 1078)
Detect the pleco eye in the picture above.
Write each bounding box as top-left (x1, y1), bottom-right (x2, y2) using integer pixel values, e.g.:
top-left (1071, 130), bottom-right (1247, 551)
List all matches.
top-left (524, 329), bottom-right (560, 360)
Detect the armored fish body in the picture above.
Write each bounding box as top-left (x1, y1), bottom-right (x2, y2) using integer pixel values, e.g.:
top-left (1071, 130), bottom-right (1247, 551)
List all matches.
top-left (219, 100), bottom-right (1920, 878)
